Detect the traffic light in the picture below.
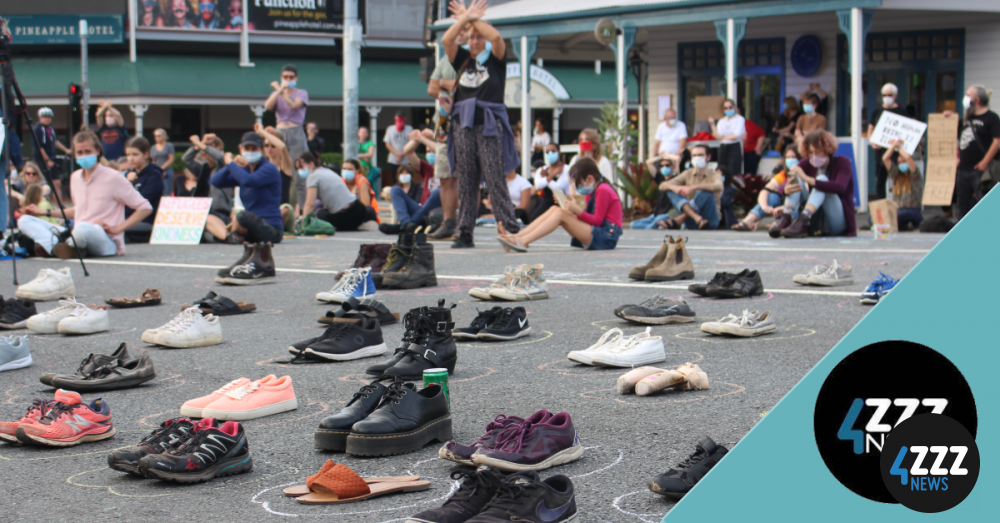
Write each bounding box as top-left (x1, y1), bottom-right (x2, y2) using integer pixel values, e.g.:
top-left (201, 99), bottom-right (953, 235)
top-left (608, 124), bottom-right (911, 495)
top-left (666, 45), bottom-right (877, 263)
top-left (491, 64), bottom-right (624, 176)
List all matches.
top-left (68, 83), bottom-right (82, 109)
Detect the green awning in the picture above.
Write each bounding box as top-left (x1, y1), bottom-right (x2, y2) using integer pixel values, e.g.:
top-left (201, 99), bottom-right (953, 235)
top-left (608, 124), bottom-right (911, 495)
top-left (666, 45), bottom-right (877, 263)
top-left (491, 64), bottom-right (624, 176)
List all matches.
top-left (543, 65), bottom-right (638, 103)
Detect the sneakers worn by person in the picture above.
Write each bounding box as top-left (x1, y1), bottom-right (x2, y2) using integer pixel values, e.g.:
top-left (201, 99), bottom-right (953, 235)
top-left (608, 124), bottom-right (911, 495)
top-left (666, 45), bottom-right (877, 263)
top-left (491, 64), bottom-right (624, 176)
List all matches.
top-left (0, 395), bottom-right (53, 443)
top-left (489, 265), bottom-right (548, 301)
top-left (589, 332), bottom-right (666, 368)
top-left (807, 259), bottom-right (853, 286)
top-left (705, 268), bottom-right (764, 298)
top-left (57, 303), bottom-right (111, 335)
top-left (16, 390), bottom-right (116, 446)
top-left (180, 377), bottom-right (252, 418)
top-left (26, 298), bottom-right (87, 334)
top-left (648, 436), bottom-right (729, 499)
top-left (707, 310), bottom-right (775, 337)
top-left (469, 266), bottom-right (520, 300)
top-left (688, 272), bottom-right (730, 297)
top-left (138, 418), bottom-right (253, 483)
top-left (316, 267), bottom-right (377, 303)
top-left (405, 465), bottom-right (504, 523)
top-left (302, 318), bottom-right (388, 361)
top-left (50, 345), bottom-right (156, 392)
top-left (15, 268), bottom-right (76, 301)
top-left (861, 271), bottom-right (899, 304)
top-left (453, 307), bottom-right (503, 340)
top-left (216, 243), bottom-right (255, 282)
top-left (620, 299), bottom-right (696, 325)
top-left (451, 232), bottom-right (475, 249)
top-left (472, 412), bottom-right (583, 472)
top-left (0, 298), bottom-right (38, 329)
top-left (222, 242), bottom-right (276, 285)
top-left (200, 375), bottom-right (297, 421)
top-left (108, 417), bottom-right (196, 474)
top-left (477, 307), bottom-right (530, 341)
top-left (41, 344), bottom-right (131, 386)
top-left (792, 263), bottom-right (829, 285)
top-left (439, 411), bottom-right (551, 466)
top-left (0, 335), bottom-right (31, 372)
top-left (153, 308), bottom-right (223, 348)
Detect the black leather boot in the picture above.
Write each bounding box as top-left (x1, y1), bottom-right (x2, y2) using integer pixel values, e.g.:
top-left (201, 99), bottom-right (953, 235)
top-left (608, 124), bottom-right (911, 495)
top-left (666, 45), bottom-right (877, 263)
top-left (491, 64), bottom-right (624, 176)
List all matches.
top-left (314, 376), bottom-right (413, 450)
top-left (382, 300), bottom-right (456, 380)
top-left (372, 233), bottom-right (413, 287)
top-left (381, 239), bottom-right (437, 289)
top-left (345, 381), bottom-right (452, 457)
top-left (216, 242), bottom-right (255, 280)
top-left (365, 307), bottom-right (424, 376)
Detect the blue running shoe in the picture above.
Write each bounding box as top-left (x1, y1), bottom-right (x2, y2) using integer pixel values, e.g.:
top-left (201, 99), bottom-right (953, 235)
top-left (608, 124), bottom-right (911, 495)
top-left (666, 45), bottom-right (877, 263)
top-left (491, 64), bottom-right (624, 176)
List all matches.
top-left (860, 272), bottom-right (898, 305)
top-left (316, 268), bottom-right (377, 303)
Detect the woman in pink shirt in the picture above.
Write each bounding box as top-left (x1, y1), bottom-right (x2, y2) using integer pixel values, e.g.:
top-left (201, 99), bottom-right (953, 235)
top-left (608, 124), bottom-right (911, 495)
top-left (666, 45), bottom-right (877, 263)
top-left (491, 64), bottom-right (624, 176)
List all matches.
top-left (18, 131), bottom-right (153, 258)
top-left (497, 157), bottom-right (623, 252)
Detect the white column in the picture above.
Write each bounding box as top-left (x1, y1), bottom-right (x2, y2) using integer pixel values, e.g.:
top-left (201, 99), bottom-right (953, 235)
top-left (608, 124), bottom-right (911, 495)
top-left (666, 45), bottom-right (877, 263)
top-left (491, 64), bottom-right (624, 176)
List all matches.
top-left (80, 20), bottom-right (90, 126)
top-left (553, 106), bottom-right (563, 145)
top-left (366, 106), bottom-right (382, 168)
top-left (128, 0), bottom-right (137, 62)
top-left (239, 0), bottom-right (253, 67)
top-left (726, 18), bottom-right (736, 100)
top-left (616, 32), bottom-right (628, 177)
top-left (851, 7), bottom-right (865, 211)
top-left (250, 105), bottom-right (266, 126)
top-left (129, 104), bottom-right (148, 137)
top-left (520, 36), bottom-right (532, 177)
top-left (343, 0), bottom-right (362, 160)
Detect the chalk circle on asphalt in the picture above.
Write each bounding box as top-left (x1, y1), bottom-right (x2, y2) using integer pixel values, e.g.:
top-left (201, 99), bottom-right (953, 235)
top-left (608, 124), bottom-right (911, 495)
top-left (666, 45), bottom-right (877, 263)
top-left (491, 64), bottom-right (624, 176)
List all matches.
top-left (613, 489), bottom-right (668, 523)
top-left (338, 365), bottom-right (497, 385)
top-left (590, 319), bottom-right (696, 332)
top-left (675, 325), bottom-right (816, 342)
top-left (456, 330), bottom-right (554, 347)
top-left (65, 461), bottom-right (297, 499)
top-left (579, 382), bottom-right (746, 405)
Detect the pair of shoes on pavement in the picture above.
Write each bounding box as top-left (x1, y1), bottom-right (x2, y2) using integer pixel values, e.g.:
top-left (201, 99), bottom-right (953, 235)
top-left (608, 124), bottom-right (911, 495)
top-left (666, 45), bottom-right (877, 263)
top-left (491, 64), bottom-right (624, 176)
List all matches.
top-left (181, 374), bottom-right (297, 421)
top-left (701, 310), bottom-right (776, 337)
top-left (314, 375), bottom-right (451, 456)
top-left (438, 410), bottom-right (583, 472)
top-left (453, 307), bottom-right (531, 341)
top-left (317, 267), bottom-right (377, 303)
top-left (793, 260), bottom-right (854, 286)
top-left (143, 307), bottom-right (223, 348)
top-left (768, 209), bottom-right (813, 238)
top-left (0, 296), bottom-right (38, 329)
top-left (0, 335), bottom-right (31, 372)
top-left (616, 363), bottom-right (710, 396)
top-left (688, 269), bottom-right (765, 298)
top-left (567, 327), bottom-right (666, 367)
top-left (287, 317), bottom-right (388, 362)
top-left (629, 236), bottom-right (695, 281)
top-left (469, 264), bottom-right (549, 301)
top-left (365, 300), bottom-right (458, 380)
top-left (27, 298), bottom-right (110, 335)
top-left (15, 267), bottom-right (76, 301)
top-left (648, 436), bottom-right (729, 499)
top-left (861, 271), bottom-right (898, 304)
top-left (284, 460), bottom-right (430, 504)
top-left (0, 389), bottom-right (115, 447)
top-left (216, 242), bottom-right (277, 285)
top-left (41, 342), bottom-right (156, 391)
top-left (380, 229), bottom-right (438, 289)
top-left (615, 295), bottom-right (696, 324)
top-left (109, 416), bottom-right (253, 483)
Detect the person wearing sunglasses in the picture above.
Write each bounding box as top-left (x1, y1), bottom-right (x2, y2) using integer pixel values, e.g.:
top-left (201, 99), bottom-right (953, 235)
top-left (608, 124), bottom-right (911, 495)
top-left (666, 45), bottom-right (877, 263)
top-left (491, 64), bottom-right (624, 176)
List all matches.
top-left (196, 1), bottom-right (221, 29)
top-left (224, 0), bottom-right (246, 29)
top-left (7, 162), bottom-right (44, 205)
top-left (140, 0), bottom-right (165, 27)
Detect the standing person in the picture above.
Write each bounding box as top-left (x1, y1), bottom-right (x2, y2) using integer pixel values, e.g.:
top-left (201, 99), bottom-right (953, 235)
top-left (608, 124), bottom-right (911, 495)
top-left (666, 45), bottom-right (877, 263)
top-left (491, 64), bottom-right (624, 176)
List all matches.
top-left (150, 128), bottom-right (175, 196)
top-left (306, 122), bottom-right (324, 160)
top-left (32, 107), bottom-right (72, 198)
top-left (645, 108), bottom-right (688, 175)
top-left (570, 128), bottom-right (614, 180)
top-left (18, 131), bottom-right (153, 258)
top-left (122, 136), bottom-right (164, 240)
top-left (708, 99), bottom-right (745, 179)
top-left (656, 144), bottom-right (723, 230)
top-left (383, 110), bottom-right (413, 188)
top-left (743, 114), bottom-right (766, 176)
top-left (427, 31), bottom-right (464, 240)
top-left (297, 152), bottom-right (368, 231)
top-left (868, 83), bottom-right (908, 200)
top-left (882, 139), bottom-right (924, 230)
top-left (795, 93), bottom-right (827, 139)
top-left (95, 101), bottom-right (130, 162)
top-left (264, 64), bottom-right (309, 210)
top-left (950, 85), bottom-right (1000, 220)
top-left (356, 126), bottom-right (378, 190)
top-left (443, 0), bottom-right (521, 249)
top-left (531, 119), bottom-right (551, 166)
top-left (209, 131), bottom-right (284, 244)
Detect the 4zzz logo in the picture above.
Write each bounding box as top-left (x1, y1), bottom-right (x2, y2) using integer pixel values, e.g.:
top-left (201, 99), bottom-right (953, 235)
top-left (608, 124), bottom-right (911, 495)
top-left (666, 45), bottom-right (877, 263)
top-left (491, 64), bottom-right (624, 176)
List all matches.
top-left (837, 398), bottom-right (948, 454)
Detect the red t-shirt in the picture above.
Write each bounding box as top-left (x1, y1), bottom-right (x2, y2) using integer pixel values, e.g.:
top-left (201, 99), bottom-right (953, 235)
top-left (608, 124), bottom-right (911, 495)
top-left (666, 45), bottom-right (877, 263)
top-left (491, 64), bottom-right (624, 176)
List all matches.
top-left (744, 120), bottom-right (765, 153)
top-left (419, 160), bottom-right (434, 205)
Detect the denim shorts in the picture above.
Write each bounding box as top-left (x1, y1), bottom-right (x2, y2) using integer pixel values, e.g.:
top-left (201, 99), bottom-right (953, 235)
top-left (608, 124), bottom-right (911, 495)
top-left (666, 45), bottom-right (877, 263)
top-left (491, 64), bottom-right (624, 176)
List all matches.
top-left (586, 220), bottom-right (623, 250)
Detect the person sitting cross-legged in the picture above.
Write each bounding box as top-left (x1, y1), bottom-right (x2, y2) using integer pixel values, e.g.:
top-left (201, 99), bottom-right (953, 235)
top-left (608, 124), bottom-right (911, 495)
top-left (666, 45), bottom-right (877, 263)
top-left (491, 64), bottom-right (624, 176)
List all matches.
top-left (208, 131), bottom-right (285, 244)
top-left (732, 144), bottom-right (802, 231)
top-left (656, 144), bottom-right (722, 230)
top-left (298, 152), bottom-right (368, 231)
top-left (380, 129), bottom-right (442, 234)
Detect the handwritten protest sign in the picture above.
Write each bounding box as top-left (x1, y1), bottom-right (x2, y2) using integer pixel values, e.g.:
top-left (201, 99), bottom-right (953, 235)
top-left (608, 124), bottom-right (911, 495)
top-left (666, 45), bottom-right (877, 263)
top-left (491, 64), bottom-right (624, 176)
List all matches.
top-left (869, 111), bottom-right (928, 155)
top-left (922, 113), bottom-right (959, 206)
top-left (695, 96), bottom-right (725, 122)
top-left (151, 197), bottom-right (212, 245)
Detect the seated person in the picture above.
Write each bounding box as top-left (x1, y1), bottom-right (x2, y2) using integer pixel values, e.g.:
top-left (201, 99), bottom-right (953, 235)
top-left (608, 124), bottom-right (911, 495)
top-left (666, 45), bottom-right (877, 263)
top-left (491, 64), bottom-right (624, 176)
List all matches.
top-left (733, 145), bottom-right (802, 231)
top-left (380, 129), bottom-right (442, 233)
top-left (297, 152), bottom-right (369, 231)
top-left (496, 157), bottom-right (623, 252)
top-left (655, 144), bottom-right (723, 230)
top-left (173, 168), bottom-right (201, 197)
top-left (482, 170), bottom-right (532, 224)
top-left (208, 131), bottom-right (284, 244)
top-left (341, 159), bottom-right (380, 224)
top-left (770, 130), bottom-right (856, 237)
top-left (121, 136), bottom-right (165, 241)
top-left (883, 139), bottom-right (923, 230)
top-left (7, 161), bottom-right (44, 205)
top-left (256, 124), bottom-right (295, 217)
top-left (18, 130), bottom-right (152, 258)
top-left (21, 184), bottom-right (58, 226)
top-left (631, 156), bottom-right (680, 229)
top-left (529, 143), bottom-right (571, 222)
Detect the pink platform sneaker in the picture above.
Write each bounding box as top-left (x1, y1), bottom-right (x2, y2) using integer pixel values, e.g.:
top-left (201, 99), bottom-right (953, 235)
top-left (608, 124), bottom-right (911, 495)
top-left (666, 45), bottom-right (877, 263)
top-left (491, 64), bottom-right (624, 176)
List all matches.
top-left (201, 375), bottom-right (298, 421)
top-left (180, 377), bottom-right (252, 418)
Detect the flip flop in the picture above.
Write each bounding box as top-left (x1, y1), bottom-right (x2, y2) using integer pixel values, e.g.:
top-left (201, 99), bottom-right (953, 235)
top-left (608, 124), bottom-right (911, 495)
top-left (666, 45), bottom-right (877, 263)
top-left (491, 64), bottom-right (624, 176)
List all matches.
top-left (283, 460), bottom-right (420, 497)
top-left (105, 289), bottom-right (162, 308)
top-left (182, 295), bottom-right (256, 316)
top-left (294, 463), bottom-right (430, 504)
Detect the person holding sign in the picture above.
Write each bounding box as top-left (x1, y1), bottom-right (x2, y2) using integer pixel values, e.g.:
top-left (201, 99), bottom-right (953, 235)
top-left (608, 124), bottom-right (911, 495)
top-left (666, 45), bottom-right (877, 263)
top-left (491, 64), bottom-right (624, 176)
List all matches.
top-left (772, 130), bottom-right (856, 238)
top-left (948, 85), bottom-right (1000, 220)
top-left (868, 83), bottom-right (908, 200)
top-left (882, 139), bottom-right (923, 230)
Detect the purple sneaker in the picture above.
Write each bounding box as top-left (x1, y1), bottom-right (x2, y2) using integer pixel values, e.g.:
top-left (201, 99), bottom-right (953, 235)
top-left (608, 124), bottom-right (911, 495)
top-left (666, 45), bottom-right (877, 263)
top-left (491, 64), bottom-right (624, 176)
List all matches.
top-left (471, 412), bottom-right (583, 472)
top-left (438, 410), bottom-right (551, 465)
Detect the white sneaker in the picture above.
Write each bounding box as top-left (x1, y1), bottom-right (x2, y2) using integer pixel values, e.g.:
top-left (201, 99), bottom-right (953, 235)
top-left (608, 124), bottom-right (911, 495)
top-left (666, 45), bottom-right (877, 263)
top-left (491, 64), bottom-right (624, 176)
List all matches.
top-left (792, 264), bottom-right (828, 285)
top-left (27, 299), bottom-right (86, 334)
top-left (807, 260), bottom-right (854, 286)
top-left (57, 304), bottom-right (110, 334)
top-left (15, 268), bottom-right (76, 301)
top-left (700, 313), bottom-right (739, 335)
top-left (142, 308), bottom-right (196, 344)
top-left (316, 267), bottom-right (376, 303)
top-left (567, 328), bottom-right (625, 365)
top-left (469, 265), bottom-right (521, 300)
top-left (590, 332), bottom-right (666, 368)
top-left (716, 310), bottom-right (776, 337)
top-left (154, 308), bottom-right (223, 348)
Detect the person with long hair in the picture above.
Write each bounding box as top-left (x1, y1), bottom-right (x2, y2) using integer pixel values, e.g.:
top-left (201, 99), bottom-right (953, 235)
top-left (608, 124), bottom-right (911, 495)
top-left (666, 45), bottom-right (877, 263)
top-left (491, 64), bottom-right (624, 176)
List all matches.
top-left (165, 0), bottom-right (196, 28)
top-left (22, 184), bottom-right (58, 225)
top-left (733, 145), bottom-right (802, 231)
top-left (151, 128), bottom-right (175, 196)
top-left (341, 158), bottom-right (380, 225)
top-left (708, 98), bottom-right (745, 178)
top-left (771, 130), bottom-right (856, 237)
top-left (795, 92), bottom-right (828, 139)
top-left (140, 0), bottom-right (166, 27)
top-left (570, 128), bottom-right (613, 179)
top-left (773, 96), bottom-right (800, 149)
top-left (7, 161), bottom-right (44, 205)
top-left (882, 139), bottom-right (924, 230)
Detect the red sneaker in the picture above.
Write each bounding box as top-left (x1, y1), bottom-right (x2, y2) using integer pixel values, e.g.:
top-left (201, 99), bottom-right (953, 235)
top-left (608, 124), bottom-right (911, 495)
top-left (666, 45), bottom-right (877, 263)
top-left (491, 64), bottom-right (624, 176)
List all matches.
top-left (0, 395), bottom-right (57, 443)
top-left (16, 389), bottom-right (116, 447)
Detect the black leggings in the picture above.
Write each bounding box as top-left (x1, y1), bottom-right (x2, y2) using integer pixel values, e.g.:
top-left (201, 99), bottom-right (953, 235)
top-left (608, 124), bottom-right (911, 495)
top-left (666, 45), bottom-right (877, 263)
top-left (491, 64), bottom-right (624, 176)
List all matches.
top-left (237, 210), bottom-right (284, 243)
top-left (316, 199), bottom-right (368, 231)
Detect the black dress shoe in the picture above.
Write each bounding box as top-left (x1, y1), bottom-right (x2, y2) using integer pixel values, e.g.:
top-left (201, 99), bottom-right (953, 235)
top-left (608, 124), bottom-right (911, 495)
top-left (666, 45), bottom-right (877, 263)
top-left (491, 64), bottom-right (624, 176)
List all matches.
top-left (382, 301), bottom-right (456, 380)
top-left (346, 381), bottom-right (452, 456)
top-left (314, 376), bottom-right (410, 451)
top-left (451, 232), bottom-right (475, 249)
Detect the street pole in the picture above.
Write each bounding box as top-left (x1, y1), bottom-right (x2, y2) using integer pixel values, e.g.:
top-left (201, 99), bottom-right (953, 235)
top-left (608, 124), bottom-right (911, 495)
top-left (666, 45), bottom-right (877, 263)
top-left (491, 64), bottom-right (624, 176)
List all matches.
top-left (128, 0), bottom-right (137, 62)
top-left (239, 0), bottom-right (253, 67)
top-left (343, 0), bottom-right (361, 160)
top-left (80, 20), bottom-right (90, 127)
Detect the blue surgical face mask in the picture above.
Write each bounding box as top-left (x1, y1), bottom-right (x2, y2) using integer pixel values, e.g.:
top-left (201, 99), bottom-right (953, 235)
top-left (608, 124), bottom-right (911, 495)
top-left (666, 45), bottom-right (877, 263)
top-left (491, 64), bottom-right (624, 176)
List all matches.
top-left (898, 162), bottom-right (910, 173)
top-left (342, 169), bottom-right (356, 181)
top-left (785, 158), bottom-right (799, 170)
top-left (76, 154), bottom-right (98, 169)
top-left (287, 80), bottom-right (297, 88)
top-left (724, 109), bottom-right (736, 117)
top-left (439, 106), bottom-right (448, 117)
top-left (242, 150), bottom-right (262, 164)
top-left (476, 41), bottom-right (493, 65)
top-left (545, 151), bottom-right (559, 165)
top-left (660, 166), bottom-right (672, 176)
top-left (229, 15), bottom-right (243, 25)
top-left (685, 162), bottom-right (692, 170)
top-left (399, 174), bottom-right (412, 185)
top-left (803, 104), bottom-right (815, 114)
top-left (425, 153), bottom-right (436, 165)
top-left (576, 183), bottom-right (595, 195)
top-left (461, 44), bottom-right (470, 50)
top-left (297, 168), bottom-right (310, 178)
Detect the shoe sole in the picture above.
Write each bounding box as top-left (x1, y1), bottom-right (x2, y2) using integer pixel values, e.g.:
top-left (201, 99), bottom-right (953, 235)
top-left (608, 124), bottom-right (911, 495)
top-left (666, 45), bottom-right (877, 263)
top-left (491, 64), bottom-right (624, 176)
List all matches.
top-left (807, 278), bottom-right (854, 286)
top-left (628, 270), bottom-right (647, 280)
top-left (27, 321), bottom-right (61, 334)
top-left (468, 289), bottom-right (495, 300)
top-left (621, 314), bottom-right (696, 325)
top-left (155, 333), bottom-right (224, 348)
top-left (566, 352), bottom-right (595, 365)
top-left (792, 275), bottom-right (812, 284)
top-left (705, 287), bottom-right (765, 299)
top-left (57, 318), bottom-right (111, 335)
top-left (452, 331), bottom-right (482, 340)
top-left (107, 456), bottom-right (142, 475)
top-left (472, 444), bottom-right (584, 472)
top-left (179, 406), bottom-right (204, 418)
top-left (437, 446), bottom-right (475, 466)
top-left (50, 374), bottom-right (156, 392)
top-left (496, 237), bottom-right (528, 252)
top-left (141, 331), bottom-right (160, 344)
top-left (220, 277), bottom-right (277, 285)
top-left (304, 343), bottom-right (389, 361)
top-left (590, 354), bottom-right (668, 367)
top-left (860, 297), bottom-right (879, 305)
top-left (644, 271), bottom-right (695, 282)
top-left (0, 355), bottom-right (32, 372)
top-left (201, 398), bottom-right (298, 421)
top-left (700, 323), bottom-right (722, 335)
top-left (488, 291), bottom-right (548, 301)
top-left (317, 293), bottom-right (377, 304)
top-left (0, 432), bottom-right (21, 443)
top-left (141, 454), bottom-right (253, 483)
top-left (648, 481), bottom-right (687, 500)
top-left (381, 275), bottom-right (438, 289)
top-left (0, 319), bottom-right (30, 329)
top-left (477, 327), bottom-right (531, 341)
top-left (15, 288), bottom-right (76, 301)
top-left (314, 429), bottom-right (351, 451)
top-left (717, 324), bottom-right (777, 337)
top-left (346, 415), bottom-right (453, 457)
top-left (16, 426), bottom-right (116, 447)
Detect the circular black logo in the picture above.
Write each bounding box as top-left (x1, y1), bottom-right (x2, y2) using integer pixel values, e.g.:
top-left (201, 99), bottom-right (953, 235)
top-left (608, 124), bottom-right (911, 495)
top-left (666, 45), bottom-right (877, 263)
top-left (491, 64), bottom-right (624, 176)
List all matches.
top-left (814, 341), bottom-right (977, 503)
top-left (880, 414), bottom-right (980, 512)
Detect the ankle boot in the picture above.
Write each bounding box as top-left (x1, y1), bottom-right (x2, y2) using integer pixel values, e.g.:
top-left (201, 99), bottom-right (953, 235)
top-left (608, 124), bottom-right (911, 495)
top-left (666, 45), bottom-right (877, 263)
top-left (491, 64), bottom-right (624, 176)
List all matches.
top-left (223, 242), bottom-right (276, 285)
top-left (768, 213), bottom-right (792, 239)
top-left (428, 218), bottom-right (456, 240)
top-left (366, 307), bottom-right (424, 376)
top-left (629, 236), bottom-right (670, 280)
top-left (645, 237), bottom-right (695, 282)
top-left (372, 233), bottom-right (414, 287)
top-left (382, 300), bottom-right (457, 380)
top-left (780, 214), bottom-right (810, 238)
top-left (216, 242), bottom-right (255, 281)
top-left (381, 240), bottom-right (437, 289)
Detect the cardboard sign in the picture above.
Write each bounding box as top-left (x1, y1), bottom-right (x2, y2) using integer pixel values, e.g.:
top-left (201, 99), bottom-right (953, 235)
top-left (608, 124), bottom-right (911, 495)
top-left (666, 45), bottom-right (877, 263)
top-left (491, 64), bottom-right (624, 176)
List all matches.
top-left (695, 96), bottom-right (726, 122)
top-left (922, 113), bottom-right (959, 206)
top-left (150, 197), bottom-right (212, 245)
top-left (869, 198), bottom-right (899, 234)
top-left (869, 111), bottom-right (928, 155)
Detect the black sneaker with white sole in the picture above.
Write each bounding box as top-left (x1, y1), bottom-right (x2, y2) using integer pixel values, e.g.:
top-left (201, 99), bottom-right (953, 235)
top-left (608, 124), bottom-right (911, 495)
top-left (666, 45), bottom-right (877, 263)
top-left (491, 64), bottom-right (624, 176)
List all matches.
top-left (477, 307), bottom-right (530, 341)
top-left (304, 318), bottom-right (388, 361)
top-left (454, 307), bottom-right (503, 340)
top-left (705, 269), bottom-right (764, 298)
top-left (648, 436), bottom-right (728, 499)
top-left (222, 242), bottom-right (276, 285)
top-left (0, 297), bottom-right (38, 329)
top-left (405, 465), bottom-right (504, 523)
top-left (620, 300), bottom-right (697, 324)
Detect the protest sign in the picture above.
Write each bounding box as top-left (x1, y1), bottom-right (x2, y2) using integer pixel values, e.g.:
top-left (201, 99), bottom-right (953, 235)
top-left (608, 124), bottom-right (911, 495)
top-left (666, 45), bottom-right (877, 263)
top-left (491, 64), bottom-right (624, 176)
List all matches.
top-left (151, 197), bottom-right (212, 245)
top-left (869, 112), bottom-right (927, 155)
top-left (695, 96), bottom-right (725, 122)
top-left (922, 113), bottom-right (959, 206)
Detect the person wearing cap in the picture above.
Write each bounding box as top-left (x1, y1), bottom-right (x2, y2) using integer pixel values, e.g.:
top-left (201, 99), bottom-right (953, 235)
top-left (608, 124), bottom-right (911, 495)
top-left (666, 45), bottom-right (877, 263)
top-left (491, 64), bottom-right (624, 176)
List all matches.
top-left (209, 131), bottom-right (284, 244)
top-left (383, 110), bottom-right (413, 188)
top-left (32, 107), bottom-right (72, 190)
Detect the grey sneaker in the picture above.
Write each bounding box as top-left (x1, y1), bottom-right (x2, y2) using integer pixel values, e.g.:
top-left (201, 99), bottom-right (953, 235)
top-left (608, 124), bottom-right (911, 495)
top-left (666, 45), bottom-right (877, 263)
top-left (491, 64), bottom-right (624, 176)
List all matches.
top-left (0, 335), bottom-right (31, 372)
top-left (716, 310), bottom-right (776, 337)
top-left (793, 264), bottom-right (828, 285)
top-left (700, 313), bottom-right (740, 335)
top-left (620, 299), bottom-right (697, 325)
top-left (807, 260), bottom-right (854, 286)
top-left (614, 294), bottom-right (679, 319)
top-left (50, 346), bottom-right (156, 392)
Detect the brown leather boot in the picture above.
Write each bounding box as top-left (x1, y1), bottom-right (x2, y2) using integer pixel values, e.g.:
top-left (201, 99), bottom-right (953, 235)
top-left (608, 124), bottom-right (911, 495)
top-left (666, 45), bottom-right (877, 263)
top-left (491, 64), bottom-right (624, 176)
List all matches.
top-left (768, 213), bottom-right (792, 238)
top-left (629, 236), bottom-right (670, 280)
top-left (645, 237), bottom-right (695, 281)
top-left (781, 214), bottom-right (811, 238)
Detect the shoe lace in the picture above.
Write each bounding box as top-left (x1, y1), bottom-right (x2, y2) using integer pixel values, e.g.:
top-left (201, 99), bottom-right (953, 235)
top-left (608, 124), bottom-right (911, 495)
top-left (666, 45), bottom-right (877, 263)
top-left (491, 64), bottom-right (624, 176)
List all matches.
top-left (139, 418), bottom-right (193, 449)
top-left (471, 414), bottom-right (525, 447)
top-left (329, 269), bottom-right (361, 294)
top-left (446, 468), bottom-right (502, 506)
top-left (487, 308), bottom-right (516, 329)
top-left (349, 375), bottom-right (396, 404)
top-left (482, 476), bottom-right (534, 510)
top-left (224, 380), bottom-right (261, 400)
top-left (607, 335), bottom-right (645, 354)
top-left (231, 262), bottom-right (257, 275)
top-left (83, 362), bottom-right (123, 380)
top-left (639, 294), bottom-right (672, 309)
top-left (48, 298), bottom-right (83, 317)
top-left (379, 379), bottom-right (411, 404)
top-left (38, 402), bottom-right (78, 424)
top-left (492, 419), bottom-right (541, 453)
top-left (74, 353), bottom-right (98, 374)
top-left (213, 378), bottom-right (247, 395)
top-left (23, 398), bottom-right (50, 419)
top-left (809, 263), bottom-right (830, 275)
top-left (672, 446), bottom-right (709, 472)
top-left (162, 307), bottom-right (202, 334)
top-left (469, 307), bottom-right (501, 330)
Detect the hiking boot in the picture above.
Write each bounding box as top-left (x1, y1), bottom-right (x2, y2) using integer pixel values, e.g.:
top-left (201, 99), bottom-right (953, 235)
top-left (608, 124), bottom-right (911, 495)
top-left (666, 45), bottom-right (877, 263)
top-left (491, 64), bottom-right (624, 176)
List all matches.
top-left (489, 264), bottom-right (548, 300)
top-left (428, 218), bottom-right (457, 241)
top-left (629, 236), bottom-right (670, 280)
top-left (381, 302), bottom-right (457, 380)
top-left (346, 381), bottom-right (452, 457)
top-left (645, 237), bottom-right (694, 282)
top-left (649, 436), bottom-right (729, 499)
top-left (768, 213), bottom-right (792, 238)
top-left (365, 306), bottom-right (429, 376)
top-left (451, 232), bottom-right (474, 249)
top-left (315, 375), bottom-right (405, 451)
top-left (405, 465), bottom-right (504, 523)
top-left (439, 412), bottom-right (551, 465)
top-left (216, 243), bottom-right (255, 281)
top-left (689, 272), bottom-right (730, 297)
top-left (780, 214), bottom-right (810, 238)
top-left (222, 242), bottom-right (276, 285)
top-left (472, 412), bottom-right (583, 472)
top-left (50, 347), bottom-right (156, 392)
top-left (705, 269), bottom-right (764, 298)
top-left (373, 233), bottom-right (414, 287)
top-left (381, 242), bottom-right (438, 289)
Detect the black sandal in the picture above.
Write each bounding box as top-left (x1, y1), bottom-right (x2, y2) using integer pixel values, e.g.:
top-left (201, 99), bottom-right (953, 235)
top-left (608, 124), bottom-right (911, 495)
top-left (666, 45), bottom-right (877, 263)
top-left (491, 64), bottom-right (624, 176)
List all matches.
top-left (184, 294), bottom-right (257, 316)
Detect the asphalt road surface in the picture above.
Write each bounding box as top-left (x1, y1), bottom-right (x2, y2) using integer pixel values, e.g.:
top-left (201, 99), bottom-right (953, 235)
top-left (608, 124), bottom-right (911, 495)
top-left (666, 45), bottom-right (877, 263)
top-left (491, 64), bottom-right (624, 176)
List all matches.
top-left (0, 227), bottom-right (941, 522)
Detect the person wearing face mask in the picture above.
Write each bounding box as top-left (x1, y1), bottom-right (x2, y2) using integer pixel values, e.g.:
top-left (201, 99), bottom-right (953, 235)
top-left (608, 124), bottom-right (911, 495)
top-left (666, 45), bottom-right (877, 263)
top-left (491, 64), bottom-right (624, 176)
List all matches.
top-left (795, 93), bottom-right (827, 140)
top-left (946, 85), bottom-right (1000, 220)
top-left (708, 99), bottom-right (745, 180)
top-left (264, 64), bottom-right (309, 210)
top-left (570, 128), bottom-right (614, 180)
top-left (296, 152), bottom-right (367, 231)
top-left (656, 144), bottom-right (723, 230)
top-left (383, 110), bottom-right (414, 189)
top-left (771, 130), bottom-right (856, 238)
top-left (340, 159), bottom-right (380, 225)
top-left (95, 101), bottom-right (130, 162)
top-left (881, 139), bottom-right (923, 231)
top-left (868, 83), bottom-right (908, 200)
top-left (631, 157), bottom-right (682, 229)
top-left (380, 129), bottom-right (442, 234)
top-left (497, 157), bottom-right (622, 252)
top-left (773, 97), bottom-right (801, 151)
top-left (210, 131), bottom-right (284, 244)
top-left (733, 145), bottom-right (802, 231)
top-left (18, 131), bottom-right (153, 258)
top-left (529, 143), bottom-right (572, 222)
top-left (531, 120), bottom-right (551, 166)
top-left (646, 109), bottom-right (688, 176)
